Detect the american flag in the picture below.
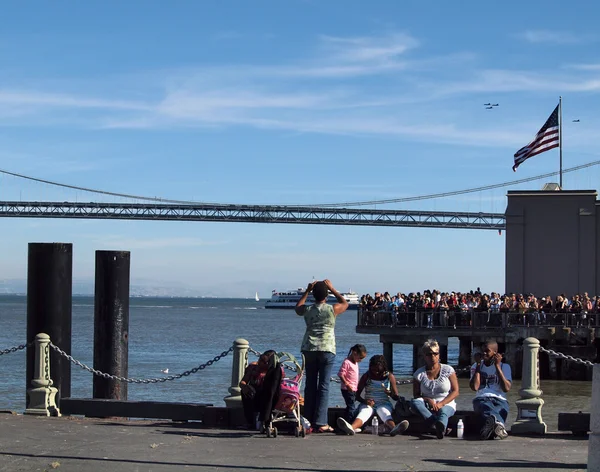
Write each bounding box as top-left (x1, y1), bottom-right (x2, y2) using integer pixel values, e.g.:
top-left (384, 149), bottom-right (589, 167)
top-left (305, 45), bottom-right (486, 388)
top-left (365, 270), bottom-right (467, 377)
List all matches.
top-left (513, 104), bottom-right (560, 171)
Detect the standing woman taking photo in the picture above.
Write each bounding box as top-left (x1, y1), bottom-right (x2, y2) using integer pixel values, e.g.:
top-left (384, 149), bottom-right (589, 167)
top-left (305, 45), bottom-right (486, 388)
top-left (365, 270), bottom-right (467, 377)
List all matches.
top-left (295, 279), bottom-right (348, 433)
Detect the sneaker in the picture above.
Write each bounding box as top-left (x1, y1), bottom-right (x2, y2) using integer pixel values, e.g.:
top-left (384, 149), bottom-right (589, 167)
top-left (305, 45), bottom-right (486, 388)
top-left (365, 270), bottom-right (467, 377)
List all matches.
top-left (480, 416), bottom-right (496, 440)
top-left (336, 417), bottom-right (355, 435)
top-left (354, 428), bottom-right (362, 434)
top-left (494, 421), bottom-right (508, 439)
top-left (434, 420), bottom-right (445, 439)
top-left (390, 420), bottom-right (409, 437)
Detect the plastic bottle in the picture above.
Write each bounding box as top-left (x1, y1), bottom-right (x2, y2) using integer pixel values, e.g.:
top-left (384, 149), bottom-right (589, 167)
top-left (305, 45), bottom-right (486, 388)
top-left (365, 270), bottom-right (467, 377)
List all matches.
top-left (371, 416), bottom-right (379, 436)
top-left (456, 419), bottom-right (464, 439)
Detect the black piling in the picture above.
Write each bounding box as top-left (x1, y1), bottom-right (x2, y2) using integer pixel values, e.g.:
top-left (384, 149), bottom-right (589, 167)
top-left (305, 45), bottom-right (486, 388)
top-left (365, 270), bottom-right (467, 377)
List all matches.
top-left (26, 243), bottom-right (73, 407)
top-left (93, 251), bottom-right (130, 400)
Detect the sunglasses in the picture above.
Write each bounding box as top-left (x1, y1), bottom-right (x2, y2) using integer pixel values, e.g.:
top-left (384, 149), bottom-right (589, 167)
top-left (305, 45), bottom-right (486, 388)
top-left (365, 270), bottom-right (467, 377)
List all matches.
top-left (425, 351), bottom-right (440, 357)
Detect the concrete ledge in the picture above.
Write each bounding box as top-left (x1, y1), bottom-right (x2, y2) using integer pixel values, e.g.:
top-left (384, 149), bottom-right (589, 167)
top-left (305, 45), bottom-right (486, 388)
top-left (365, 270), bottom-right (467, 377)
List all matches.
top-left (60, 398), bottom-right (212, 421)
top-left (558, 412), bottom-right (590, 436)
top-left (394, 408), bottom-right (481, 436)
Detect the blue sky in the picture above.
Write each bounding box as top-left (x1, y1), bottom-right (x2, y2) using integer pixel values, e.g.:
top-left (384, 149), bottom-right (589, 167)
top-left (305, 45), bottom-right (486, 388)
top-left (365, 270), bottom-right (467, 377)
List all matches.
top-left (1, 1), bottom-right (599, 297)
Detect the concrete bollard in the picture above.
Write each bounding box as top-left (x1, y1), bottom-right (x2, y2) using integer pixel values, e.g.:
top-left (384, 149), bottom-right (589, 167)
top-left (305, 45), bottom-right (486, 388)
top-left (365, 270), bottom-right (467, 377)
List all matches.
top-left (511, 337), bottom-right (546, 435)
top-left (588, 364), bottom-right (600, 470)
top-left (224, 338), bottom-right (249, 408)
top-left (24, 333), bottom-right (61, 417)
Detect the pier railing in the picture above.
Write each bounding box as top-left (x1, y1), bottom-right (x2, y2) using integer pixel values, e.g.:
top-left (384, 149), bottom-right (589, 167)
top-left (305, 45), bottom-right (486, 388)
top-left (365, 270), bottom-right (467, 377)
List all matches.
top-left (357, 307), bottom-right (600, 329)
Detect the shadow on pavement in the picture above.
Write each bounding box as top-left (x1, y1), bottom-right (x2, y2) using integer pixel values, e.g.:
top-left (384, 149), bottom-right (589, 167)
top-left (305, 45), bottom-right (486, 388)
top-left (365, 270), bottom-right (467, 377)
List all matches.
top-left (0, 452), bottom-right (392, 472)
top-left (424, 458), bottom-right (586, 469)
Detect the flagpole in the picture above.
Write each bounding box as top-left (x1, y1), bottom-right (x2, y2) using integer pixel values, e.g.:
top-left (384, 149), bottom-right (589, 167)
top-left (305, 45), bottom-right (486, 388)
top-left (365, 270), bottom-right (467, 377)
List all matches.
top-left (559, 96), bottom-right (563, 189)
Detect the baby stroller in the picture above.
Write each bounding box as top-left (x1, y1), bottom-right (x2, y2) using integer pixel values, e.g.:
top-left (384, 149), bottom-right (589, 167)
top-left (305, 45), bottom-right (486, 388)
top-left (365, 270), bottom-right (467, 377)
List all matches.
top-left (264, 352), bottom-right (306, 438)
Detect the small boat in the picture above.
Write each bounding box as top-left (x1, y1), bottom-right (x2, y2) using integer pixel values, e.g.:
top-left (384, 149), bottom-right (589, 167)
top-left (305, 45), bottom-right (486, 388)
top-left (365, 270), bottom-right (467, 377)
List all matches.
top-left (255, 292), bottom-right (260, 302)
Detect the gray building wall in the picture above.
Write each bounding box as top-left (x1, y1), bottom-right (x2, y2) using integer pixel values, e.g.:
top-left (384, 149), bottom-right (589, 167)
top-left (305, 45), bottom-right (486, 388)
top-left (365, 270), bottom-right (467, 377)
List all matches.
top-left (505, 190), bottom-right (599, 297)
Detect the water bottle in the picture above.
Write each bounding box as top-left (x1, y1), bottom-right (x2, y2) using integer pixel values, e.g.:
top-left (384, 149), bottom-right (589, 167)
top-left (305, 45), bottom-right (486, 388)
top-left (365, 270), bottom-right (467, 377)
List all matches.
top-left (371, 416), bottom-right (379, 436)
top-left (456, 419), bottom-right (464, 439)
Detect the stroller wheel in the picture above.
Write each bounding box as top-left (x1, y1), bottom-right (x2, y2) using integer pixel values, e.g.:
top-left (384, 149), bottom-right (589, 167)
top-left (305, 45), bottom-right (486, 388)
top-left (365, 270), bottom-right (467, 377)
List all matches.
top-left (273, 427), bottom-right (278, 438)
top-left (266, 428), bottom-right (272, 438)
top-left (300, 427), bottom-right (306, 438)
top-left (294, 426), bottom-right (300, 437)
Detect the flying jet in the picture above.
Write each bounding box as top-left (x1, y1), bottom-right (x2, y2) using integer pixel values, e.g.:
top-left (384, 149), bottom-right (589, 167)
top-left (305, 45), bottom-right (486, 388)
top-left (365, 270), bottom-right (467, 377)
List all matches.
top-left (484, 103), bottom-right (491, 106)
top-left (485, 106), bottom-right (493, 109)
top-left (491, 104), bottom-right (499, 106)
top-left (573, 119), bottom-right (580, 122)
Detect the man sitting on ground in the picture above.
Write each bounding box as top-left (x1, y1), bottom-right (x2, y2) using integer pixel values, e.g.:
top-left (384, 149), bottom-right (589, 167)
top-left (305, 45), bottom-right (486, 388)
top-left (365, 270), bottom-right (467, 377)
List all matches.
top-left (469, 339), bottom-right (512, 440)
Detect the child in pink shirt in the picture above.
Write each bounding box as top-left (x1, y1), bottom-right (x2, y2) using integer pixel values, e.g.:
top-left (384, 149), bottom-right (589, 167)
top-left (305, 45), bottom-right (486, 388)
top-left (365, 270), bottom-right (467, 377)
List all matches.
top-left (338, 344), bottom-right (367, 422)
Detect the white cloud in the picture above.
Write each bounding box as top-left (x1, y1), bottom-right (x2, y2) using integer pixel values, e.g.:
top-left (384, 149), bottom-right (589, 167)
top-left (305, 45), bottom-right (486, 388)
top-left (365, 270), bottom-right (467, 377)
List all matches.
top-left (565, 63), bottom-right (600, 71)
top-left (517, 30), bottom-right (588, 44)
top-left (432, 69), bottom-right (600, 96)
top-left (318, 32), bottom-right (418, 62)
top-left (0, 90), bottom-right (150, 111)
top-left (2, 31), bottom-right (600, 151)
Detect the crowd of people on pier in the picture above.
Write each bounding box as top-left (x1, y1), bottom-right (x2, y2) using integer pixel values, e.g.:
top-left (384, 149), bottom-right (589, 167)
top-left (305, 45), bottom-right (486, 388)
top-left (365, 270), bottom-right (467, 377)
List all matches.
top-left (240, 279), bottom-right (513, 440)
top-left (358, 288), bottom-right (600, 328)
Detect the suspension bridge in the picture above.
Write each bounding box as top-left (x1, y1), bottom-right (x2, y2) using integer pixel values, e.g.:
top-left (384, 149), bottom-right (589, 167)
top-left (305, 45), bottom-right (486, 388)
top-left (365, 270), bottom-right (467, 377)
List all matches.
top-left (0, 161), bottom-right (598, 230)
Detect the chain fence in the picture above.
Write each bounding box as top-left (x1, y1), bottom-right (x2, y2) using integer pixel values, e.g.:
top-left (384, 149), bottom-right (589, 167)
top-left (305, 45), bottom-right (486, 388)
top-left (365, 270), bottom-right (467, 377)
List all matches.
top-left (539, 346), bottom-right (596, 367)
top-left (0, 343), bottom-right (29, 356)
top-left (49, 342), bottom-right (233, 384)
top-left (7, 338), bottom-right (596, 390)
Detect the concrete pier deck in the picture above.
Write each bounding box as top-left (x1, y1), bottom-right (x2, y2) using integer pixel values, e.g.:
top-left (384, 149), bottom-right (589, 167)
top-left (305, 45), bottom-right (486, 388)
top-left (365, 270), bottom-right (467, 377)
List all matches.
top-left (0, 413), bottom-right (588, 472)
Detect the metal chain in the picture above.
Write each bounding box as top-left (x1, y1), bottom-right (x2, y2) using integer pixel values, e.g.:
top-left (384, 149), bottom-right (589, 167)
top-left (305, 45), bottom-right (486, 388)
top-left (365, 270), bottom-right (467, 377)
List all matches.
top-left (539, 346), bottom-right (596, 367)
top-left (248, 347), bottom-right (261, 357)
top-left (0, 343), bottom-right (29, 355)
top-left (48, 342), bottom-right (233, 383)
top-left (44, 343), bottom-right (51, 408)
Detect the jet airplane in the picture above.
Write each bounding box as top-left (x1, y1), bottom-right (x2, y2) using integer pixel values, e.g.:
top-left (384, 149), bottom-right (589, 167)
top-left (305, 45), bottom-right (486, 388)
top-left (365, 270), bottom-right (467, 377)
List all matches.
top-left (573, 119), bottom-right (580, 122)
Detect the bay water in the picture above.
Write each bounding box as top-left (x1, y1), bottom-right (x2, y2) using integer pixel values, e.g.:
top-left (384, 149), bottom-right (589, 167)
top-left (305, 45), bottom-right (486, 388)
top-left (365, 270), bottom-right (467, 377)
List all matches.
top-left (0, 295), bottom-right (590, 431)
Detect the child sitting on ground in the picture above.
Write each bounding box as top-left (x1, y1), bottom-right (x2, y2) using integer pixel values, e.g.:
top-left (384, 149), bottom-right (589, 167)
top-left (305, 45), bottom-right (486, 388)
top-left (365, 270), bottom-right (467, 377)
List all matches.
top-left (338, 344), bottom-right (367, 423)
top-left (337, 354), bottom-right (409, 436)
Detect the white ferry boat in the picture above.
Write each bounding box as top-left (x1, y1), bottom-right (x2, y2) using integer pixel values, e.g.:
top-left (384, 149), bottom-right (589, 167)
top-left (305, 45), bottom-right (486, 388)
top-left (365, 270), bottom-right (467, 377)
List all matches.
top-left (265, 288), bottom-right (360, 309)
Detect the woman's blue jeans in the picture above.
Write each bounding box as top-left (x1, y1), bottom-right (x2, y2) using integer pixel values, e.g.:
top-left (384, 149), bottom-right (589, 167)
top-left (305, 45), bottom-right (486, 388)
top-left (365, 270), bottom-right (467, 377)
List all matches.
top-left (410, 398), bottom-right (455, 430)
top-left (303, 351), bottom-right (335, 427)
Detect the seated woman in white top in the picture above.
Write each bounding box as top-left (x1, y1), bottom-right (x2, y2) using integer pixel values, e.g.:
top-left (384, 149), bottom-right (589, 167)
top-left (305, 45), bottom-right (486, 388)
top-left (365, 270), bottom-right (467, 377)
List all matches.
top-left (407, 339), bottom-right (459, 439)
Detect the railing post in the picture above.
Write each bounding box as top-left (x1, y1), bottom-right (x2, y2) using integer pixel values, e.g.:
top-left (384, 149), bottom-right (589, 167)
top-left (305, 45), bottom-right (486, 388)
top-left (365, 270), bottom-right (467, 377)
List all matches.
top-left (24, 333), bottom-right (61, 417)
top-left (588, 364), bottom-right (600, 470)
top-left (224, 338), bottom-right (249, 408)
top-left (511, 337), bottom-right (546, 435)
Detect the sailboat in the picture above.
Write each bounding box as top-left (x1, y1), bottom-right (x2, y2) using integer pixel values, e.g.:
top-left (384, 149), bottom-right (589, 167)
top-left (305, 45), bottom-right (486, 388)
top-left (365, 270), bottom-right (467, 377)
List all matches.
top-left (255, 292), bottom-right (260, 302)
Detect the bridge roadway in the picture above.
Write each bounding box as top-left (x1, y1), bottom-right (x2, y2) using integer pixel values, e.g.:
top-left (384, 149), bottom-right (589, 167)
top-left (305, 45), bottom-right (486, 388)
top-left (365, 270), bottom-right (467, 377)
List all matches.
top-left (0, 200), bottom-right (506, 229)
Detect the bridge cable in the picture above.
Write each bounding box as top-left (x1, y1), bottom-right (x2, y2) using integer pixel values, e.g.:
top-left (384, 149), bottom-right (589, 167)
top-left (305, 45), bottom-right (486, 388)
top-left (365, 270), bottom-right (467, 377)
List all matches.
top-left (1, 159), bottom-right (599, 208)
top-left (313, 160), bottom-right (600, 207)
top-left (0, 168), bottom-right (214, 205)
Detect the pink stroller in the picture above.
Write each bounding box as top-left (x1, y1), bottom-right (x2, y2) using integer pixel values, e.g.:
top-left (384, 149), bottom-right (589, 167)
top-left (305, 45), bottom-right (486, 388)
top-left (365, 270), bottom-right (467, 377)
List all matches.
top-left (264, 352), bottom-right (306, 438)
